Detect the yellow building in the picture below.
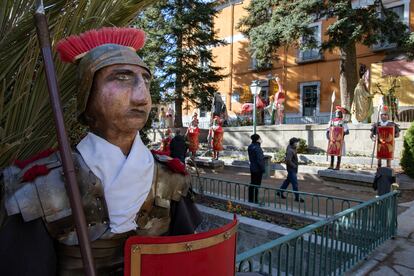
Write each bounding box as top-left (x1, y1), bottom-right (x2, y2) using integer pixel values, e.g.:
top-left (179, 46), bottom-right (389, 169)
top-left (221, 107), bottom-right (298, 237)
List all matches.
top-left (186, 0), bottom-right (414, 125)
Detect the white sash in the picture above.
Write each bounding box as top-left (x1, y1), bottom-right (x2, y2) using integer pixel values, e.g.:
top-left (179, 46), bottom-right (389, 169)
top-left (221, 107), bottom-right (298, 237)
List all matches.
top-left (77, 132), bottom-right (154, 233)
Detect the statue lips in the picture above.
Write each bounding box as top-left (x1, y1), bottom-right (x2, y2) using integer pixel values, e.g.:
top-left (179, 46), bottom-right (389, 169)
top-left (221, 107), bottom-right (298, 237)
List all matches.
top-left (127, 108), bottom-right (147, 118)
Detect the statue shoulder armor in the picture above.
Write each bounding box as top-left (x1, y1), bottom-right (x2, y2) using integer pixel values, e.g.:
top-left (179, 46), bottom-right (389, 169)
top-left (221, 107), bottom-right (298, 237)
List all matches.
top-left (1, 151), bottom-right (109, 245)
top-left (152, 153), bottom-right (191, 203)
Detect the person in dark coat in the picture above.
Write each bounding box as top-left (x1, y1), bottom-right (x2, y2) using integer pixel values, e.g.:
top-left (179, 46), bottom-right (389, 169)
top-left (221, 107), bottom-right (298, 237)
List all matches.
top-left (170, 129), bottom-right (188, 163)
top-left (248, 134), bottom-right (265, 203)
top-left (277, 137), bottom-right (304, 202)
top-left (373, 167), bottom-right (396, 196)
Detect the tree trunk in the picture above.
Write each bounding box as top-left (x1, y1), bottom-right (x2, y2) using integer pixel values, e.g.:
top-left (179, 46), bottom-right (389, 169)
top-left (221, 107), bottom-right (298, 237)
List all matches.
top-left (339, 43), bottom-right (358, 110)
top-left (174, 97), bottom-right (183, 127)
top-left (174, 0), bottom-right (184, 127)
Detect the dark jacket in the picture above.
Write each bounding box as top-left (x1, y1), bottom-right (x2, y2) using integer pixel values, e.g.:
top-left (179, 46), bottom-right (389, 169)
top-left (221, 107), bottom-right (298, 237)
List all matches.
top-left (170, 134), bottom-right (187, 162)
top-left (373, 167), bottom-right (396, 196)
top-left (248, 142), bottom-right (265, 173)
top-left (285, 145), bottom-right (298, 172)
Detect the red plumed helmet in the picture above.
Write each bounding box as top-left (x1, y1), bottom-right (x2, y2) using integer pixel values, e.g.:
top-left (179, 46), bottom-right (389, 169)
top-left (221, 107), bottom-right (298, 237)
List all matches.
top-left (56, 27), bottom-right (146, 63)
top-left (335, 105), bottom-right (349, 114)
top-left (380, 105), bottom-right (389, 114)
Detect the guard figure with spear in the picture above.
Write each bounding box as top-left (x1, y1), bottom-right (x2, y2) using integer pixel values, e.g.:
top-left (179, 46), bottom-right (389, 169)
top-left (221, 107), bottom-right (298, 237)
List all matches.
top-left (370, 105), bottom-right (400, 168)
top-left (326, 106), bottom-right (350, 170)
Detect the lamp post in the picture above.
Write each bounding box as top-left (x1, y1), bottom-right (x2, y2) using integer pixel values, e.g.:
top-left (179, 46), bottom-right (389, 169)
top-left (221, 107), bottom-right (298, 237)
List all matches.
top-left (250, 80), bottom-right (261, 135)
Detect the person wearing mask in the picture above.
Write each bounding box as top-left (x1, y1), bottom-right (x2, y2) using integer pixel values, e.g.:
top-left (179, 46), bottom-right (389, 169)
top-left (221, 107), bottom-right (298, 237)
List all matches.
top-left (248, 134), bottom-right (265, 203)
top-left (277, 137), bottom-right (304, 202)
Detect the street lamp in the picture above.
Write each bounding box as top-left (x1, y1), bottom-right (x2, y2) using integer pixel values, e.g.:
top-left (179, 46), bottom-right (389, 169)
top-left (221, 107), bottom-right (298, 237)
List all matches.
top-left (250, 80), bottom-right (261, 135)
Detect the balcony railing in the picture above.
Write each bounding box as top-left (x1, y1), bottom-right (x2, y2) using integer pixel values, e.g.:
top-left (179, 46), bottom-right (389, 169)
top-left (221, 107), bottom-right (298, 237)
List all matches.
top-left (190, 174), bottom-right (398, 276)
top-left (191, 175), bottom-right (363, 219)
top-left (236, 191), bottom-right (398, 275)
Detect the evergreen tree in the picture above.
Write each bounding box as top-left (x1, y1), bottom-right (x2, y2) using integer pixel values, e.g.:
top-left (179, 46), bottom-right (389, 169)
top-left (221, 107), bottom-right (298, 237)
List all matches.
top-left (238, 0), bottom-right (411, 110)
top-left (401, 122), bottom-right (414, 178)
top-left (134, 0), bottom-right (226, 127)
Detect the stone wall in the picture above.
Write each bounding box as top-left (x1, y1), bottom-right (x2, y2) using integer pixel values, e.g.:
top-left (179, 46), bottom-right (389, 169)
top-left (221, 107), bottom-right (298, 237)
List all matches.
top-left (151, 123), bottom-right (411, 157)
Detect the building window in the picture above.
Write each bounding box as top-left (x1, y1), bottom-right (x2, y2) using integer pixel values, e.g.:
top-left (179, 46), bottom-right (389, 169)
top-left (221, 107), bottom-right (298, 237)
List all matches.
top-left (372, 0), bottom-right (409, 51)
top-left (199, 106), bottom-right (208, 117)
top-left (200, 50), bottom-right (211, 69)
top-left (297, 21), bottom-right (322, 63)
top-left (300, 82), bottom-right (320, 117)
top-left (231, 92), bottom-right (240, 103)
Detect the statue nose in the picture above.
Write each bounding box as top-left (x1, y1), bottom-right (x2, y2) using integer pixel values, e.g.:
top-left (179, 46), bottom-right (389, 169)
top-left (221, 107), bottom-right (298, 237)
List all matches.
top-left (130, 80), bottom-right (148, 105)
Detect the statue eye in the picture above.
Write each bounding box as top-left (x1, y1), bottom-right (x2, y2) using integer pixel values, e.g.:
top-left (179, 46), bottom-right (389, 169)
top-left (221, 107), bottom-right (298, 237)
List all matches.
top-left (142, 74), bottom-right (151, 85)
top-left (116, 74), bottom-right (132, 81)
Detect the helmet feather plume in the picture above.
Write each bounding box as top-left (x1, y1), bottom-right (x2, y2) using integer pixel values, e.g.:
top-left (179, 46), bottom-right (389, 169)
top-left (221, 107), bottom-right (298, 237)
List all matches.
top-left (56, 27), bottom-right (146, 63)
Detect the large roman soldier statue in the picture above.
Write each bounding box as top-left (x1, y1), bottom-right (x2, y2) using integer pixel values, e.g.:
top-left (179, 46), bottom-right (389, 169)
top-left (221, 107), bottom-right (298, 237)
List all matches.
top-left (326, 106), bottom-right (350, 170)
top-left (370, 106), bottom-right (400, 168)
top-left (0, 26), bottom-right (240, 275)
top-left (186, 112), bottom-right (200, 158)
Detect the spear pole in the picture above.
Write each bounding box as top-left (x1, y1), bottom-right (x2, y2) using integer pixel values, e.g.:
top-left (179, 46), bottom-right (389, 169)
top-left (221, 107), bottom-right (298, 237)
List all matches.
top-left (33, 1), bottom-right (96, 275)
top-left (327, 91), bottom-right (336, 161)
top-left (371, 101), bottom-right (382, 168)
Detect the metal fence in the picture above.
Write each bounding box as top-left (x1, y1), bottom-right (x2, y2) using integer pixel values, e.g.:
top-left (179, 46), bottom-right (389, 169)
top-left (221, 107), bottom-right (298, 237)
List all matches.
top-left (284, 115), bottom-right (331, 125)
top-left (191, 175), bottom-right (363, 219)
top-left (236, 191), bottom-right (399, 275)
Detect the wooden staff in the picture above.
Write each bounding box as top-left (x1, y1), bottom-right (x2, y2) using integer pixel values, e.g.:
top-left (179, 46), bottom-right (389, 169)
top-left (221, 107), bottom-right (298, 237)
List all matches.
top-left (370, 102), bottom-right (382, 168)
top-left (326, 91), bottom-right (336, 161)
top-left (33, 1), bottom-right (96, 275)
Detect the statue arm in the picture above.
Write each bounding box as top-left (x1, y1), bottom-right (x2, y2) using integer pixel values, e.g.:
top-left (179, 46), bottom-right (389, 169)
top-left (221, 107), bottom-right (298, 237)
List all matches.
top-left (344, 124), bottom-right (350, 135)
top-left (394, 123), bottom-right (401, 138)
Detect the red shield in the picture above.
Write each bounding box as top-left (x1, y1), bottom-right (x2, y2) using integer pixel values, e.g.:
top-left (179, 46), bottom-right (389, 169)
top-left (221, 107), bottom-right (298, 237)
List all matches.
top-left (124, 217), bottom-right (238, 276)
top-left (327, 126), bottom-right (344, 156)
top-left (377, 126), bottom-right (395, 160)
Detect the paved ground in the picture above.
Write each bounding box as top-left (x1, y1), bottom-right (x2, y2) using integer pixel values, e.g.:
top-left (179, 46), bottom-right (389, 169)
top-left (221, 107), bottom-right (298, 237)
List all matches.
top-left (348, 200), bottom-right (414, 276)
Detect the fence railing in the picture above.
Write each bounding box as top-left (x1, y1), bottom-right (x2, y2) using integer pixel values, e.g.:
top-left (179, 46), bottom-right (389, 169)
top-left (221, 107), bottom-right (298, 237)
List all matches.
top-left (235, 191), bottom-right (398, 275)
top-left (183, 120), bottom-right (211, 129)
top-left (191, 175), bottom-right (363, 219)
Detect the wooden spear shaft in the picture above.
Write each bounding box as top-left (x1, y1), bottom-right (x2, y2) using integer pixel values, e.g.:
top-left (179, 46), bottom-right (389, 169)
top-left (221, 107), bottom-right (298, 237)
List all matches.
top-left (33, 2), bottom-right (96, 275)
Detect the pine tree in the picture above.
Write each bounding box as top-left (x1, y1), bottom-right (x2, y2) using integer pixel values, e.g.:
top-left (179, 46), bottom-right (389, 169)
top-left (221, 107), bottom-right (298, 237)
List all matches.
top-left (134, 0), bottom-right (226, 127)
top-left (238, 0), bottom-right (411, 110)
top-left (401, 122), bottom-right (414, 178)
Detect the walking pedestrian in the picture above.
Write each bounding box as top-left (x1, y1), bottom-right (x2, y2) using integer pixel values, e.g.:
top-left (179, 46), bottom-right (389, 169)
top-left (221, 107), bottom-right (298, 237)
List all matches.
top-left (248, 134), bottom-right (265, 203)
top-left (277, 137), bottom-right (304, 202)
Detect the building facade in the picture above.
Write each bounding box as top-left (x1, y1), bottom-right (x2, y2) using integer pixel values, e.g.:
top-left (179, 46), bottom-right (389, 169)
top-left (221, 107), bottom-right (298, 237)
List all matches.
top-left (186, 0), bottom-right (414, 126)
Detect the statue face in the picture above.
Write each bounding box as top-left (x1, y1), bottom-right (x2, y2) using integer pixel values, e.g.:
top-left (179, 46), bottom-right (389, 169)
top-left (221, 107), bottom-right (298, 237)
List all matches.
top-left (381, 113), bottom-right (389, 122)
top-left (335, 111), bottom-right (343, 119)
top-left (85, 64), bottom-right (152, 135)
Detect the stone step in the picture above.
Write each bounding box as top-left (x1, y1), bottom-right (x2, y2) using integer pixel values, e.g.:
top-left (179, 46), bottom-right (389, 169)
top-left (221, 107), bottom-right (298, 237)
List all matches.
top-left (318, 169), bottom-right (375, 185)
top-left (194, 157), bottom-right (225, 169)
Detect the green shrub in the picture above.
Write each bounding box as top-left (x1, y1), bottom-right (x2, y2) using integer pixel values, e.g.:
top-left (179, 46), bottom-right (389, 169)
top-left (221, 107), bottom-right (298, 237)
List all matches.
top-left (297, 138), bottom-right (308, 154)
top-left (401, 122), bottom-right (414, 178)
top-left (273, 149), bottom-right (286, 163)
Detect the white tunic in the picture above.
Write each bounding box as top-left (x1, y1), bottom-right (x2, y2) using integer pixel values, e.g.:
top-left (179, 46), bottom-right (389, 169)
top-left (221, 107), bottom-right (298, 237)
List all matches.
top-left (77, 132), bottom-right (154, 233)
